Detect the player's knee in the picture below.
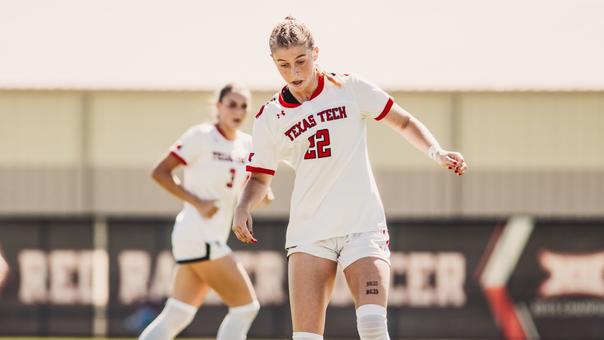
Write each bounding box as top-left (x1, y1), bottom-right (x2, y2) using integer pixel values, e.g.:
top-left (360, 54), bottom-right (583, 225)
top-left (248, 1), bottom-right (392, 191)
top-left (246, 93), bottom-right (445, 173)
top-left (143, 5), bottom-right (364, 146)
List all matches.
top-left (356, 304), bottom-right (390, 340)
top-left (292, 332), bottom-right (324, 340)
top-left (216, 300), bottom-right (260, 340)
top-left (139, 298), bottom-right (197, 340)
top-left (231, 299), bottom-right (260, 319)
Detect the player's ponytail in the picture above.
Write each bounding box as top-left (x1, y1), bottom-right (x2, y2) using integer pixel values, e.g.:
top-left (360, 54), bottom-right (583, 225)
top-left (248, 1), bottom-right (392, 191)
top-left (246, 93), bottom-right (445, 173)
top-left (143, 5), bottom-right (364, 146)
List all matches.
top-left (316, 65), bottom-right (343, 88)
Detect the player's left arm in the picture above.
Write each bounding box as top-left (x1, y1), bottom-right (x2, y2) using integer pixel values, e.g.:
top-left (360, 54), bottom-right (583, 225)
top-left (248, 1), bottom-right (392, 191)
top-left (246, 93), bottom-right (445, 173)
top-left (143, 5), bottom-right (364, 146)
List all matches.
top-left (381, 103), bottom-right (468, 176)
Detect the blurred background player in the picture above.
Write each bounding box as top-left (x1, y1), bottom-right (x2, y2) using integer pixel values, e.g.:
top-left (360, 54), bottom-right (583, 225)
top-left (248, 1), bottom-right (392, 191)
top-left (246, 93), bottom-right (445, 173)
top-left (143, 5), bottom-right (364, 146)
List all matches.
top-left (232, 17), bottom-right (467, 340)
top-left (139, 83), bottom-right (269, 340)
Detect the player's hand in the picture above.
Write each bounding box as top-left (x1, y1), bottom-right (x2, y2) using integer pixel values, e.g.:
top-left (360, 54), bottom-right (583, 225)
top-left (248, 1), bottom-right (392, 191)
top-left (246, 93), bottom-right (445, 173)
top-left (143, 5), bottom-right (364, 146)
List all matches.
top-left (194, 199), bottom-right (219, 219)
top-left (436, 150), bottom-right (468, 176)
top-left (232, 206), bottom-right (257, 244)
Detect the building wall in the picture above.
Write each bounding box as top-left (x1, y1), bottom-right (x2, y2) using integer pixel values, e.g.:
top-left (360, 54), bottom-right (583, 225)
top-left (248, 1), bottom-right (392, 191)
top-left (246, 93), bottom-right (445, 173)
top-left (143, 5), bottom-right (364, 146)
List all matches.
top-left (1, 90), bottom-right (603, 217)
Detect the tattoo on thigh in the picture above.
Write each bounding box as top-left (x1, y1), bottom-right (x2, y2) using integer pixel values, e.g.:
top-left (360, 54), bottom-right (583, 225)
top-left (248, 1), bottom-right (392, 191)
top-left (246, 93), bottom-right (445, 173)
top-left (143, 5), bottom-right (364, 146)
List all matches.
top-left (366, 281), bottom-right (379, 295)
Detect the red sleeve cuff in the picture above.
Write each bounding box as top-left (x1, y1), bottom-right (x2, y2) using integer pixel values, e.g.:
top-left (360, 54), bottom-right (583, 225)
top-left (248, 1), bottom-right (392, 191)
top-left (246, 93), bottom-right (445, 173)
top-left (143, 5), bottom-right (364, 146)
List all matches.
top-left (374, 97), bottom-right (394, 121)
top-left (246, 165), bottom-right (275, 175)
top-left (170, 151), bottom-right (188, 165)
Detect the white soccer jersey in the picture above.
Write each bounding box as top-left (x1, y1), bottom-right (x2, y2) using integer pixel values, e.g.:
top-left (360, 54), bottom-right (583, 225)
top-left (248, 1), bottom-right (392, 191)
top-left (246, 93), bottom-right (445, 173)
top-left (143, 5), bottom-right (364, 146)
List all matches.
top-left (247, 73), bottom-right (394, 248)
top-left (170, 123), bottom-right (252, 244)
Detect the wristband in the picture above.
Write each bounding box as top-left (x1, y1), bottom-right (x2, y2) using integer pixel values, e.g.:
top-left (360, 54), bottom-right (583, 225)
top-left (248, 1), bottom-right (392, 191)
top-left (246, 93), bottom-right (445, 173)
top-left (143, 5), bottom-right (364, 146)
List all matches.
top-left (427, 144), bottom-right (442, 161)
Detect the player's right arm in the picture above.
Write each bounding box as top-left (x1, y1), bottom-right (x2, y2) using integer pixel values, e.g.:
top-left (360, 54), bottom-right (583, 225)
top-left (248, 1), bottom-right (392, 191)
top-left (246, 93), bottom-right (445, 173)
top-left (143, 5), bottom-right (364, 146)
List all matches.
top-left (233, 102), bottom-right (281, 244)
top-left (151, 154), bottom-right (218, 219)
top-left (232, 172), bottom-right (273, 244)
top-left (153, 126), bottom-right (218, 219)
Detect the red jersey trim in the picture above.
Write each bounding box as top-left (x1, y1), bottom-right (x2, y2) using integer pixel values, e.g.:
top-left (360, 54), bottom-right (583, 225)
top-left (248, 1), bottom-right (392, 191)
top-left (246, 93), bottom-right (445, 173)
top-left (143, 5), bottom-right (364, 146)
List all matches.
top-left (246, 165), bottom-right (276, 176)
top-left (374, 98), bottom-right (394, 121)
top-left (278, 90), bottom-right (299, 108)
top-left (278, 73), bottom-right (325, 108)
top-left (309, 73), bottom-right (325, 100)
top-left (255, 105), bottom-right (265, 118)
top-left (170, 151), bottom-right (188, 165)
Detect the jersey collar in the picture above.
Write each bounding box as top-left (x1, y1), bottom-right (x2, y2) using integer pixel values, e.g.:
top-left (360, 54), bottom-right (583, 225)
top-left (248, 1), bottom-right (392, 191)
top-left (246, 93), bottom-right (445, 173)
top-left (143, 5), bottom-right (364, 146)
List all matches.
top-left (278, 73), bottom-right (325, 108)
top-left (214, 124), bottom-right (235, 141)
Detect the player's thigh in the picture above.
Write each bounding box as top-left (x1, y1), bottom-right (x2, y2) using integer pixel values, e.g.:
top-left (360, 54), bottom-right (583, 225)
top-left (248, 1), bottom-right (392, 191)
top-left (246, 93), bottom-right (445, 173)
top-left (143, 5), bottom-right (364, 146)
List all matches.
top-left (170, 264), bottom-right (210, 307)
top-left (288, 252), bottom-right (338, 334)
top-left (343, 256), bottom-right (390, 308)
top-left (189, 254), bottom-right (256, 307)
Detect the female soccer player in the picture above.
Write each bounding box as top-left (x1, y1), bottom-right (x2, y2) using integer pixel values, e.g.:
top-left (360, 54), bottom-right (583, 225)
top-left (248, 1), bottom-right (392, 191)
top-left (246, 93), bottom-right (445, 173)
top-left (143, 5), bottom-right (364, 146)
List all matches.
top-left (232, 17), bottom-right (468, 340)
top-left (139, 83), bottom-right (269, 340)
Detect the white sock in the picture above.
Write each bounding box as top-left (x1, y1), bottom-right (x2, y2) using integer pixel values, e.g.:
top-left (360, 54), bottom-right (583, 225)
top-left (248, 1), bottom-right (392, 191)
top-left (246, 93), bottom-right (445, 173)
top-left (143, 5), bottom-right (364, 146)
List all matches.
top-left (216, 300), bottom-right (260, 340)
top-left (292, 331), bottom-right (323, 340)
top-left (356, 304), bottom-right (390, 340)
top-left (138, 298), bottom-right (197, 340)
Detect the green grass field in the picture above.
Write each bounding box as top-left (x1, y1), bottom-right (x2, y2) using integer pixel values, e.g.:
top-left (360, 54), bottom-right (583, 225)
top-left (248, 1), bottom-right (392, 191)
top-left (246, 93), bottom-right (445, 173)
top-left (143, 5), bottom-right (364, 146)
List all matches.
top-left (0, 336), bottom-right (273, 340)
top-left (0, 338), bottom-right (216, 340)
top-left (0, 338), bottom-right (280, 340)
top-left (0, 338), bottom-right (277, 340)
top-left (0, 338), bottom-right (279, 340)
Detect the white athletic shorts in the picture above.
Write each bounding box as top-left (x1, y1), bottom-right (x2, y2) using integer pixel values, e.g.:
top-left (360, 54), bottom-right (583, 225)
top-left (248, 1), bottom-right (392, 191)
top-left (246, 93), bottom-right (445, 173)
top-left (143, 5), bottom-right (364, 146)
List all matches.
top-left (286, 228), bottom-right (391, 269)
top-left (172, 238), bottom-right (232, 264)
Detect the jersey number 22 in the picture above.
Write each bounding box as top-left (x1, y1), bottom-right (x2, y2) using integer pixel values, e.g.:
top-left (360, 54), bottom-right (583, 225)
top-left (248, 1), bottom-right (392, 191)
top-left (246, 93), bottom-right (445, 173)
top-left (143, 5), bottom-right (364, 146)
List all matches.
top-left (304, 129), bottom-right (332, 159)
